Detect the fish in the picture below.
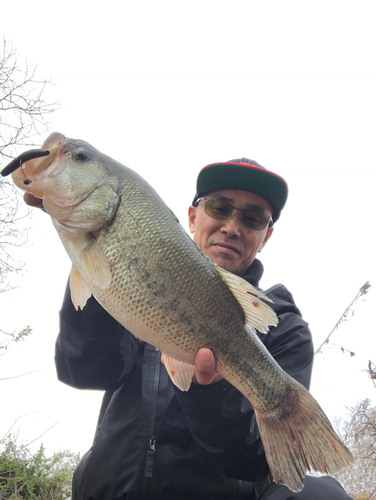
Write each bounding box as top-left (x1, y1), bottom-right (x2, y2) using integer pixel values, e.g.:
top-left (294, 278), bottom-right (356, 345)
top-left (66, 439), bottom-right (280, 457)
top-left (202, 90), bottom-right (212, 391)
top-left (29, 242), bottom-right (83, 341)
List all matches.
top-left (11, 132), bottom-right (352, 492)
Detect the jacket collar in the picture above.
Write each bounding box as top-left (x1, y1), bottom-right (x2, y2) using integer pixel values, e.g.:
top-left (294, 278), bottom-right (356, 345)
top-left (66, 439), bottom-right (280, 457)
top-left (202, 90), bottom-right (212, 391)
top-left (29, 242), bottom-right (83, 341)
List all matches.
top-left (241, 258), bottom-right (264, 287)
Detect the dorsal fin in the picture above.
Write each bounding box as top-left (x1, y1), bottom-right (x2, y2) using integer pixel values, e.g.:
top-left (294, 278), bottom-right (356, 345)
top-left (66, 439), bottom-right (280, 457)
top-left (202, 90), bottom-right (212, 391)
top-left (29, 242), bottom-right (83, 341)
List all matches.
top-left (215, 264), bottom-right (278, 334)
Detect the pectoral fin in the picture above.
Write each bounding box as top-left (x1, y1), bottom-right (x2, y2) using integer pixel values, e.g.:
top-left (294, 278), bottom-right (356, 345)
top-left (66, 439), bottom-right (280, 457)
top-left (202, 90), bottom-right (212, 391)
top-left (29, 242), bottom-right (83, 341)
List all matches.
top-left (81, 235), bottom-right (112, 289)
top-left (161, 352), bottom-right (195, 391)
top-left (69, 265), bottom-right (92, 310)
top-left (215, 265), bottom-right (278, 334)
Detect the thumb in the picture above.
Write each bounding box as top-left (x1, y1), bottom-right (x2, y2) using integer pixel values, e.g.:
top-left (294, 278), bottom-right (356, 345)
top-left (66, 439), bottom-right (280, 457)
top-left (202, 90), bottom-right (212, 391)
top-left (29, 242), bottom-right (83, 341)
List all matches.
top-left (194, 348), bottom-right (222, 385)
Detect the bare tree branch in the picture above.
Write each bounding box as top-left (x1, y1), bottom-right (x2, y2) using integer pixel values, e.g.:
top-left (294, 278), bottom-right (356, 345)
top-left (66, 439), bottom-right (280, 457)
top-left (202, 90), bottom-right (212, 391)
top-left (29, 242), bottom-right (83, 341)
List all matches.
top-left (333, 400), bottom-right (376, 499)
top-left (0, 370), bottom-right (42, 381)
top-left (0, 39), bottom-right (57, 293)
top-left (0, 326), bottom-right (32, 353)
top-left (0, 413), bottom-right (33, 445)
top-left (315, 281), bottom-right (372, 355)
top-left (0, 39), bottom-right (58, 159)
top-left (367, 360), bottom-right (376, 389)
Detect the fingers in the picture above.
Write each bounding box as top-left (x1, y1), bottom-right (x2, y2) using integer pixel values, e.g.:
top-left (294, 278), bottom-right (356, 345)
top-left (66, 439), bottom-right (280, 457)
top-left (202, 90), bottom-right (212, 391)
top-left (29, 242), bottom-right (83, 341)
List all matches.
top-left (193, 348), bottom-right (223, 385)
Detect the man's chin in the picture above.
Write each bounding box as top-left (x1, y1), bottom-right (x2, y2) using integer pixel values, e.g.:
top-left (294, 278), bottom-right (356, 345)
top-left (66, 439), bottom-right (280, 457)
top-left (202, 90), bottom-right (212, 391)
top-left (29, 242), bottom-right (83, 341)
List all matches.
top-left (208, 253), bottom-right (240, 274)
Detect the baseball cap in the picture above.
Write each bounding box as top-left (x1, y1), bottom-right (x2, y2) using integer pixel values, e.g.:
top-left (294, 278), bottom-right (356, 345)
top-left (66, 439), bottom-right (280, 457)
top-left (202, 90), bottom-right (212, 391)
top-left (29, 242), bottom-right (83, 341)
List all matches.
top-left (192, 158), bottom-right (288, 222)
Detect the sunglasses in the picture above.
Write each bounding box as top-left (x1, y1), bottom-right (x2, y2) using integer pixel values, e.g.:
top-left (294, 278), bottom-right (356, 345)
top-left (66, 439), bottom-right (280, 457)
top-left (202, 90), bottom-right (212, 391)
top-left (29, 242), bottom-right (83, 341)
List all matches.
top-left (195, 197), bottom-right (273, 230)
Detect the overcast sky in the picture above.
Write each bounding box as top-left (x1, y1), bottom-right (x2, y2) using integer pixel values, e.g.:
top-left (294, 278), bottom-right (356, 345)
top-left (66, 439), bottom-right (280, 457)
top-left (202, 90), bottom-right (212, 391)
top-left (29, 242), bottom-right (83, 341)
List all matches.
top-left (1, 0), bottom-right (375, 457)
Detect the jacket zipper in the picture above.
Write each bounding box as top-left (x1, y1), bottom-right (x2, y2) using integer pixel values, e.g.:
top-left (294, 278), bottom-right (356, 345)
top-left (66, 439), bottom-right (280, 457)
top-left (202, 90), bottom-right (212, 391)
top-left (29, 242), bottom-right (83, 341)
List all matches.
top-left (142, 348), bottom-right (161, 489)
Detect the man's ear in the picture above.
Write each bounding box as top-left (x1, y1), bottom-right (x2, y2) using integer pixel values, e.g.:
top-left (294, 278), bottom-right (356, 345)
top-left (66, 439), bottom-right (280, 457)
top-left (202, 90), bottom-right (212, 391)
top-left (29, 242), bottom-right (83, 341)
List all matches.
top-left (258, 226), bottom-right (274, 253)
top-left (188, 206), bottom-right (197, 234)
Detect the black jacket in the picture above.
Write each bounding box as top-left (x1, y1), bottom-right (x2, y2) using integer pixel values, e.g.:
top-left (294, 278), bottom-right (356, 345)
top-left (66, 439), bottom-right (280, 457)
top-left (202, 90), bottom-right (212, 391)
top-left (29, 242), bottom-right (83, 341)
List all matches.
top-left (55, 259), bottom-right (313, 500)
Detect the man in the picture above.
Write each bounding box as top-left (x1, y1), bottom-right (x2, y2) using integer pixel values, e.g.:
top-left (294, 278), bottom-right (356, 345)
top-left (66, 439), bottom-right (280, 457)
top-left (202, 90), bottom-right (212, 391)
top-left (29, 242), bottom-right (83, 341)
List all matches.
top-left (25, 158), bottom-right (351, 499)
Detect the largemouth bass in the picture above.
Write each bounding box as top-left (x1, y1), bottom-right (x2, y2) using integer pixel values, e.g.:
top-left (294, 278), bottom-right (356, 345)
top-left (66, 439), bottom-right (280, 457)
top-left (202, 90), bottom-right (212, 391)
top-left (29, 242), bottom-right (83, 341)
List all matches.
top-left (11, 132), bottom-right (352, 492)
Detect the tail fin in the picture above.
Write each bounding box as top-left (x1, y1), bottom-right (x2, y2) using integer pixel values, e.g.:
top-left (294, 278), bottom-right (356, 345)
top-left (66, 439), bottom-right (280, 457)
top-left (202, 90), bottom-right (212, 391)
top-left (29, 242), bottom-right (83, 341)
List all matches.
top-left (254, 380), bottom-right (353, 492)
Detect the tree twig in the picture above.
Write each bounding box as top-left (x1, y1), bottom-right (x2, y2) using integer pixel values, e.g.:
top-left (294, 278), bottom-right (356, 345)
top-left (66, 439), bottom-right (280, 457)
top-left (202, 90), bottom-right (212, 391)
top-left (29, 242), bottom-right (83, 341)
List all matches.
top-left (315, 281), bottom-right (372, 355)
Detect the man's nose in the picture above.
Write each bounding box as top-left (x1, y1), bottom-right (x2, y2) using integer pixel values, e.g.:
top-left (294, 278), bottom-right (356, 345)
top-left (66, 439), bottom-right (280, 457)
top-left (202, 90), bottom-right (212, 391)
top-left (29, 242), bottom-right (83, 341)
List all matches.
top-left (219, 211), bottom-right (242, 237)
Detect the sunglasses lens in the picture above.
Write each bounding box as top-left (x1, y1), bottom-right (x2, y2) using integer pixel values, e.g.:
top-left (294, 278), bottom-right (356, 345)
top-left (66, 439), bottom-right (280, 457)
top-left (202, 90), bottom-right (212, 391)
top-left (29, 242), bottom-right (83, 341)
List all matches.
top-left (241, 210), bottom-right (269, 230)
top-left (204, 199), bottom-right (270, 230)
top-left (205, 199), bottom-right (234, 220)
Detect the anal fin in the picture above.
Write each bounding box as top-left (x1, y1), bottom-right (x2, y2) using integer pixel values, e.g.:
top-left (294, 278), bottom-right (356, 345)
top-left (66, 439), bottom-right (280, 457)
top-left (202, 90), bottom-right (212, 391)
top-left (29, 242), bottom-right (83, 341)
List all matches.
top-left (161, 352), bottom-right (195, 391)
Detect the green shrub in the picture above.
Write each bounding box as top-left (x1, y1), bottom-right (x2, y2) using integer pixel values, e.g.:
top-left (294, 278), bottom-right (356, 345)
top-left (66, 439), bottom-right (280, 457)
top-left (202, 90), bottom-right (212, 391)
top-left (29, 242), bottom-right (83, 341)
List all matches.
top-left (0, 435), bottom-right (79, 500)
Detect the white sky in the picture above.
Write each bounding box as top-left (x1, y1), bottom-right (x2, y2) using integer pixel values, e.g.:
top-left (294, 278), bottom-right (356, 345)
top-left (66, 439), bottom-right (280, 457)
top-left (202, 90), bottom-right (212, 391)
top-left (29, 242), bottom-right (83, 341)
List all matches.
top-left (1, 0), bottom-right (375, 457)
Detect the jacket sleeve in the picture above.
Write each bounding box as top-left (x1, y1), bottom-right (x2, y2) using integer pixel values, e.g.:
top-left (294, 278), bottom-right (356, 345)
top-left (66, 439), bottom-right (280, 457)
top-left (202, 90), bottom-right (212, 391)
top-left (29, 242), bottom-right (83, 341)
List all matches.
top-left (174, 283), bottom-right (313, 481)
top-left (55, 282), bottom-right (139, 390)
top-left (261, 283), bottom-right (313, 390)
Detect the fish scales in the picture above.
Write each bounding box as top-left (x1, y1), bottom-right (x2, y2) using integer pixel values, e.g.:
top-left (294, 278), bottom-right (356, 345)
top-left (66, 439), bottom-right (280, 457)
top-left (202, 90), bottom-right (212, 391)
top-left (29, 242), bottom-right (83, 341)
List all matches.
top-left (10, 132), bottom-right (353, 492)
top-left (95, 179), bottom-right (257, 367)
top-left (93, 179), bottom-right (291, 409)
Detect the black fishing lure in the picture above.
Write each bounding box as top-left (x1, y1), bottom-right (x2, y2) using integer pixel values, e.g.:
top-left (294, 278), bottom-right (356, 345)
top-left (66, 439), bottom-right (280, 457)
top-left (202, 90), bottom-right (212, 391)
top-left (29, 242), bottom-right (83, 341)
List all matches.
top-left (1, 149), bottom-right (50, 184)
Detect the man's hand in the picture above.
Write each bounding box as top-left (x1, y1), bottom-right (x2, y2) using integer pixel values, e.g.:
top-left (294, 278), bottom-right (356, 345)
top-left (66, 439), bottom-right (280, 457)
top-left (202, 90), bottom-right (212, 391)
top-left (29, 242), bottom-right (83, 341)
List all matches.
top-left (23, 193), bottom-right (45, 211)
top-left (192, 348), bottom-right (223, 385)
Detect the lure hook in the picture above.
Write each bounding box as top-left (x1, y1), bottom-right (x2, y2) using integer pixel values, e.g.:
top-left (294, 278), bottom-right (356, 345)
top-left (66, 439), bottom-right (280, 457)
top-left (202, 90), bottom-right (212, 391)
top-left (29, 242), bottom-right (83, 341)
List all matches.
top-left (1, 149), bottom-right (50, 184)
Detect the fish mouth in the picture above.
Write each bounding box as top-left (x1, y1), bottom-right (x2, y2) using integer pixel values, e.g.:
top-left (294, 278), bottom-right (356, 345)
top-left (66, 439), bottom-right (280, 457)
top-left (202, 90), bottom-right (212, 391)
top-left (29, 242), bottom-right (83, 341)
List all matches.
top-left (12, 133), bottom-right (67, 194)
top-left (26, 133), bottom-right (66, 179)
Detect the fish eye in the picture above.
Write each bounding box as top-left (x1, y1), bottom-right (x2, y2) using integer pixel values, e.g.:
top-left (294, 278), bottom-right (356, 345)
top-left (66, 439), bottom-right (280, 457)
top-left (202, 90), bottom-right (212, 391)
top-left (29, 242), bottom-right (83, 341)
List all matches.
top-left (74, 149), bottom-right (89, 162)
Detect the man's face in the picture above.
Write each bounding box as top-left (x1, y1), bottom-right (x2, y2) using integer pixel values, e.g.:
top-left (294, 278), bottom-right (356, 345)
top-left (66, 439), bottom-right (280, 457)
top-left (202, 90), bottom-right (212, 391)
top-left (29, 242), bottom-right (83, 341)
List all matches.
top-left (188, 189), bottom-right (274, 276)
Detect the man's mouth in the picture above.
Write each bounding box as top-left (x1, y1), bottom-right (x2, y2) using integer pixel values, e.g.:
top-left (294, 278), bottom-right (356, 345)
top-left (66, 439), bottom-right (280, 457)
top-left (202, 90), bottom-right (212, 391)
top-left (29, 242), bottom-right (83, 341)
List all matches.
top-left (212, 242), bottom-right (241, 254)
